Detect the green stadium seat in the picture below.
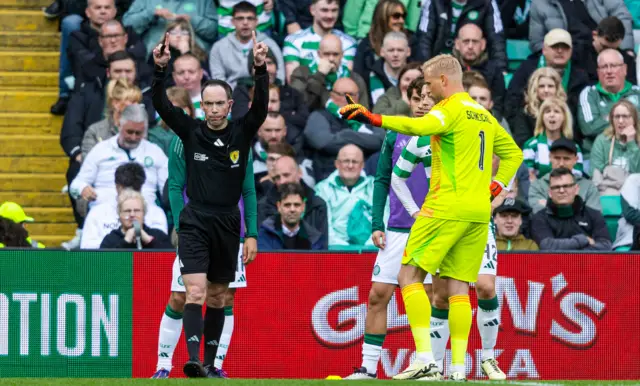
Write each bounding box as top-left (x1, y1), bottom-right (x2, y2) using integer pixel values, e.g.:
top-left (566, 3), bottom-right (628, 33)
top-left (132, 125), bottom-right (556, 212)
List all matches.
top-left (600, 195), bottom-right (622, 241)
top-left (506, 39), bottom-right (532, 72)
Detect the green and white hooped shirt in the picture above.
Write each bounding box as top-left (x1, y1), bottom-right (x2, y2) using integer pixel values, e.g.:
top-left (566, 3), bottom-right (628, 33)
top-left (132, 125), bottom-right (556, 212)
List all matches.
top-left (217, 0), bottom-right (272, 36)
top-left (283, 27), bottom-right (357, 68)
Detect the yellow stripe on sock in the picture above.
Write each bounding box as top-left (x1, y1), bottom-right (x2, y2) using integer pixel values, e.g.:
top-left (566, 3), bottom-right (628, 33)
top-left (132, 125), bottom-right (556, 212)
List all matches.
top-left (401, 283), bottom-right (432, 353)
top-left (448, 294), bottom-right (472, 366)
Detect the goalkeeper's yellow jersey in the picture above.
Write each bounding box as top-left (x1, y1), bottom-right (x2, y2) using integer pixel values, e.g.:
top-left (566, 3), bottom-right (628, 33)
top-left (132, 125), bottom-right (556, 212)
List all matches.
top-left (381, 92), bottom-right (523, 223)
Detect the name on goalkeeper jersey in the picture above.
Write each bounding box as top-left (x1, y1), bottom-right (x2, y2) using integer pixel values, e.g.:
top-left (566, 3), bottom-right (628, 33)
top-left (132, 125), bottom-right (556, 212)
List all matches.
top-left (466, 110), bottom-right (490, 122)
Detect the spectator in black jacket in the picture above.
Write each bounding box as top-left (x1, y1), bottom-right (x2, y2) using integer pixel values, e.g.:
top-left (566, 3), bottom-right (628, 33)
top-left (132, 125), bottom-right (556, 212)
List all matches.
top-left (353, 0), bottom-right (419, 81)
top-left (100, 189), bottom-right (172, 249)
top-left (416, 0), bottom-right (507, 73)
top-left (505, 28), bottom-right (589, 135)
top-left (531, 167), bottom-right (611, 250)
top-left (579, 16), bottom-right (637, 84)
top-left (258, 156), bottom-right (328, 238)
top-left (70, 18), bottom-right (148, 86)
top-left (60, 51), bottom-right (154, 241)
top-left (232, 49), bottom-right (309, 155)
top-left (453, 22), bottom-right (506, 114)
top-left (51, 0), bottom-right (116, 116)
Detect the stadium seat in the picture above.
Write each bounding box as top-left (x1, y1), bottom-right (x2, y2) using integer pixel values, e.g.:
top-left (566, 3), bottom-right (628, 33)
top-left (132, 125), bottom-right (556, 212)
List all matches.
top-left (600, 195), bottom-right (623, 242)
top-left (506, 39), bottom-right (531, 72)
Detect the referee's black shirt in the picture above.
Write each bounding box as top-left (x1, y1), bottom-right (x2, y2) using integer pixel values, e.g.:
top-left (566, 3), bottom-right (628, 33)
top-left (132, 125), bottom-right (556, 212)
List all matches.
top-left (152, 63), bottom-right (268, 209)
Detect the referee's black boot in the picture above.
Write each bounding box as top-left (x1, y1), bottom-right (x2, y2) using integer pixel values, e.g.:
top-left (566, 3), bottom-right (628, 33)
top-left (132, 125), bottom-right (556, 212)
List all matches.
top-left (204, 364), bottom-right (223, 378)
top-left (183, 359), bottom-right (206, 378)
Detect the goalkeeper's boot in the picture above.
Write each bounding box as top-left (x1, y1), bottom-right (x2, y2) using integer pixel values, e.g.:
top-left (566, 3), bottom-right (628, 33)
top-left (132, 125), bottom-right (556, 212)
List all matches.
top-left (449, 371), bottom-right (467, 381)
top-left (150, 368), bottom-right (169, 379)
top-left (183, 359), bottom-right (206, 378)
top-left (344, 366), bottom-right (376, 380)
top-left (392, 360), bottom-right (439, 380)
top-left (481, 358), bottom-right (506, 380)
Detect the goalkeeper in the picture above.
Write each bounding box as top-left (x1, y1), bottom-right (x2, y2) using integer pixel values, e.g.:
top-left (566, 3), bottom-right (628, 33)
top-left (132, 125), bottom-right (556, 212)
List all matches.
top-left (339, 54), bottom-right (522, 381)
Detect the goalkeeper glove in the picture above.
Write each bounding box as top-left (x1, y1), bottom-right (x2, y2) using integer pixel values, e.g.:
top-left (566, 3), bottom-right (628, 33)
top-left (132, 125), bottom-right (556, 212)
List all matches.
top-left (338, 94), bottom-right (382, 127)
top-left (490, 180), bottom-right (504, 201)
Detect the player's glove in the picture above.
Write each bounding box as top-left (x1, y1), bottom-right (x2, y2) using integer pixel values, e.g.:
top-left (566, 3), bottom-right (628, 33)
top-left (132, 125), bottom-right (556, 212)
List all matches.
top-left (338, 94), bottom-right (383, 127)
top-left (490, 180), bottom-right (504, 202)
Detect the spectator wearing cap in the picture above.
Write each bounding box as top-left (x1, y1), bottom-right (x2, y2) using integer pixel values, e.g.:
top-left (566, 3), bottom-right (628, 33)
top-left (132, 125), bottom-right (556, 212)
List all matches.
top-left (494, 198), bottom-right (538, 251)
top-left (0, 202), bottom-right (44, 248)
top-left (416, 0), bottom-right (507, 72)
top-left (529, 0), bottom-right (635, 61)
top-left (505, 29), bottom-right (589, 128)
top-left (209, 1), bottom-right (284, 89)
top-left (258, 183), bottom-right (326, 250)
top-left (531, 167), bottom-right (611, 251)
top-left (0, 216), bottom-right (30, 248)
top-left (528, 138), bottom-right (601, 213)
top-left (580, 16), bottom-right (637, 84)
top-left (453, 23), bottom-right (506, 114)
top-left (578, 49), bottom-right (640, 162)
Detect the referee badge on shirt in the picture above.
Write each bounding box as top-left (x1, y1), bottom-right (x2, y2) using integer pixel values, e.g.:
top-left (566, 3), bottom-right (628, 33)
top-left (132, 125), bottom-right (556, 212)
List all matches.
top-left (230, 150), bottom-right (240, 167)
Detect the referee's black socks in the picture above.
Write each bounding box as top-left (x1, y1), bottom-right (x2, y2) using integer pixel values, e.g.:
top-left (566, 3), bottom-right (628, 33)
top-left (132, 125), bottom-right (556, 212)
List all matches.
top-left (183, 303), bottom-right (204, 361)
top-left (204, 307), bottom-right (226, 367)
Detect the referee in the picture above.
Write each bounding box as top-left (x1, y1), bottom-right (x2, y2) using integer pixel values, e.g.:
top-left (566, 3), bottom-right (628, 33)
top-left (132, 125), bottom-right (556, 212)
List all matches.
top-left (152, 32), bottom-right (268, 378)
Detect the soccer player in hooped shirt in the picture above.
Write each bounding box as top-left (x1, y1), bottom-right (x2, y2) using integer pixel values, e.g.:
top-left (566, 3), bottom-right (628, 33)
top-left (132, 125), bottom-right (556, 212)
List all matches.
top-left (344, 78), bottom-right (434, 380)
top-left (392, 141), bottom-right (507, 380)
top-left (339, 54), bottom-right (522, 381)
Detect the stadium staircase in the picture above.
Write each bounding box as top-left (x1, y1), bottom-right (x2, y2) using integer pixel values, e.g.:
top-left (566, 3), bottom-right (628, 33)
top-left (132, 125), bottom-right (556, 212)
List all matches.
top-left (0, 0), bottom-right (74, 247)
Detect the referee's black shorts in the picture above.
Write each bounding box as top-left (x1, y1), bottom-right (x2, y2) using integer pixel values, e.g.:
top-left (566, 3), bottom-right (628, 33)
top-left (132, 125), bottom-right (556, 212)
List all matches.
top-left (178, 202), bottom-right (241, 284)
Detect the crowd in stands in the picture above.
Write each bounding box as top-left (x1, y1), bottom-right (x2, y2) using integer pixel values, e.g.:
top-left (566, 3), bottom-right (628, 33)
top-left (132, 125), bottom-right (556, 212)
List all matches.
top-left (4, 0), bottom-right (639, 251)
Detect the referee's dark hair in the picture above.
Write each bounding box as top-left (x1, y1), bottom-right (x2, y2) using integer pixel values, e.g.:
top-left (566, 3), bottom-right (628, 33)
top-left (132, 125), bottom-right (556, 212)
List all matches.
top-left (277, 182), bottom-right (306, 202)
top-left (596, 17), bottom-right (625, 43)
top-left (202, 79), bottom-right (233, 100)
top-left (115, 162), bottom-right (146, 192)
top-left (107, 50), bottom-right (134, 65)
top-left (232, 1), bottom-right (257, 16)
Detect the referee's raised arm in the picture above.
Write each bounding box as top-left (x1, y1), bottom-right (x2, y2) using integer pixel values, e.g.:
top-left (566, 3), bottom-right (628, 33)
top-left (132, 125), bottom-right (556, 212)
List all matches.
top-left (241, 31), bottom-right (269, 139)
top-left (151, 33), bottom-right (195, 140)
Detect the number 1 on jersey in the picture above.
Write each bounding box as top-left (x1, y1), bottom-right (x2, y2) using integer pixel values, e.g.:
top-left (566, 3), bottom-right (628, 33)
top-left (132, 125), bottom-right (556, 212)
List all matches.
top-left (478, 130), bottom-right (485, 170)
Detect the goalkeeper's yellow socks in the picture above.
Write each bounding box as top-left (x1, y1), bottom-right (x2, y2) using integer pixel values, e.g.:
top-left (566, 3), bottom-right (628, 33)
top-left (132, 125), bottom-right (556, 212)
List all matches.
top-left (401, 283), bottom-right (434, 363)
top-left (449, 295), bottom-right (472, 374)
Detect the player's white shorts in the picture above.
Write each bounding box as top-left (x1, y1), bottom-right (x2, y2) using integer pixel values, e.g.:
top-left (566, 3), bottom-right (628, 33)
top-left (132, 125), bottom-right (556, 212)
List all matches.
top-left (371, 231), bottom-right (432, 285)
top-left (422, 222), bottom-right (498, 285)
top-left (171, 243), bottom-right (247, 292)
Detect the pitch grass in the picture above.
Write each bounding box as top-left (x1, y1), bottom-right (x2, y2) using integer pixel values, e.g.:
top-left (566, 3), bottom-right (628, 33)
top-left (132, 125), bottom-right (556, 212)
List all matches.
top-left (0, 379), bottom-right (638, 386)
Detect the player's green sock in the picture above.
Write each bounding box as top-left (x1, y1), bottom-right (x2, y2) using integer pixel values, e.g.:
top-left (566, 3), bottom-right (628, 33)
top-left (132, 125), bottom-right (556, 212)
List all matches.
top-left (361, 333), bottom-right (385, 374)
